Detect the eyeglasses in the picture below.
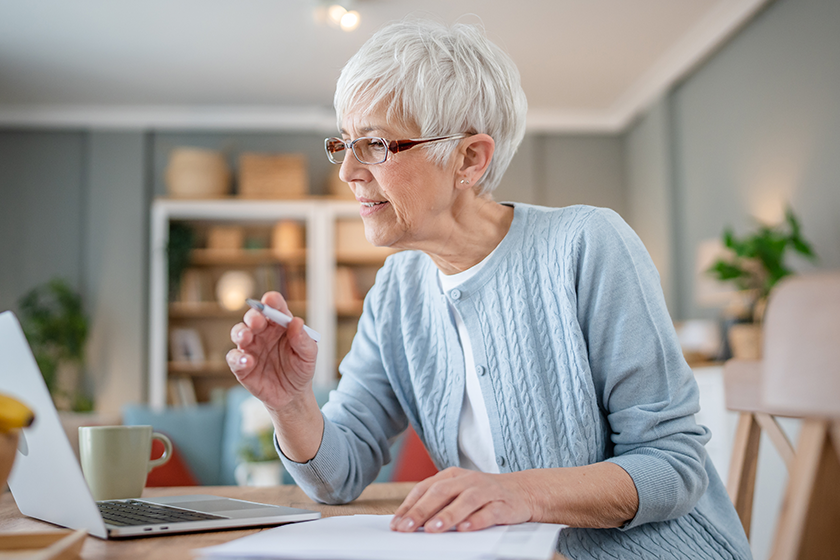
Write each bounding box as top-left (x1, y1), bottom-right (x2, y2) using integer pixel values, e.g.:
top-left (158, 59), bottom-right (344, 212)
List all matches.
top-left (324, 133), bottom-right (471, 165)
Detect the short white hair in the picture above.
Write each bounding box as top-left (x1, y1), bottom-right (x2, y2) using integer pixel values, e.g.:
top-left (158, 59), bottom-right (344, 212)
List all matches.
top-left (334, 18), bottom-right (528, 194)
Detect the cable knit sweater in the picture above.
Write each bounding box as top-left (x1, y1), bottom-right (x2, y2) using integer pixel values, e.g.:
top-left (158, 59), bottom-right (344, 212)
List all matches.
top-left (281, 203), bottom-right (751, 559)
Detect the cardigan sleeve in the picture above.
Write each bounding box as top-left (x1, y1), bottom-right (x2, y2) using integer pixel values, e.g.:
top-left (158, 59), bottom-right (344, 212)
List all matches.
top-left (278, 258), bottom-right (408, 504)
top-left (573, 208), bottom-right (710, 530)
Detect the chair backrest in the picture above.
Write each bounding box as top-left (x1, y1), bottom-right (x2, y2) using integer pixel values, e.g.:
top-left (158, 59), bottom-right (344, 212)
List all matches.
top-left (761, 272), bottom-right (840, 559)
top-left (762, 272), bottom-right (840, 418)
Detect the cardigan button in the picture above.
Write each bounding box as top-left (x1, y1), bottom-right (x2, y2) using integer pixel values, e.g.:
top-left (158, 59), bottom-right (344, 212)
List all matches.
top-left (496, 455), bottom-right (506, 467)
top-left (476, 365), bottom-right (486, 376)
top-left (450, 289), bottom-right (461, 300)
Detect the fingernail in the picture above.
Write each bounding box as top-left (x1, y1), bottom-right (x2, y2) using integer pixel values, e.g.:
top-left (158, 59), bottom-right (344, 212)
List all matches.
top-left (431, 519), bottom-right (444, 531)
top-left (390, 516), bottom-right (401, 529)
top-left (458, 521), bottom-right (471, 531)
top-left (398, 518), bottom-right (414, 532)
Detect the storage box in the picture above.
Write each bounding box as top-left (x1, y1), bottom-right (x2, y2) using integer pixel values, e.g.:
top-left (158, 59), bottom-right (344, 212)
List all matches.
top-left (238, 153), bottom-right (308, 199)
top-left (271, 221), bottom-right (305, 258)
top-left (207, 226), bottom-right (244, 251)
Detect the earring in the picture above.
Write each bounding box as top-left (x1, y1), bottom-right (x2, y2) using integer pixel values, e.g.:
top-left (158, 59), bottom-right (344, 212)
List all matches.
top-left (460, 178), bottom-right (470, 185)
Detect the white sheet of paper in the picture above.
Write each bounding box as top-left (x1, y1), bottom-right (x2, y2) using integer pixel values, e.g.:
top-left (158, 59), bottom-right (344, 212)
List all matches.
top-left (196, 514), bottom-right (564, 560)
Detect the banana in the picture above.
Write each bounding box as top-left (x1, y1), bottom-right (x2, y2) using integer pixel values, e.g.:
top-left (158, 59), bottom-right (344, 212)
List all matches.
top-left (0, 393), bottom-right (35, 432)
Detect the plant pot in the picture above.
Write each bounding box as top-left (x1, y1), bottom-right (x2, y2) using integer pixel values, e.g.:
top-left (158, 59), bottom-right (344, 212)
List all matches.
top-left (728, 323), bottom-right (763, 360)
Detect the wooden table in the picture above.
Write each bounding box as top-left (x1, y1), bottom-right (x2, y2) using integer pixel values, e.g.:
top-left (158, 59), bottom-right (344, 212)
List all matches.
top-left (0, 483), bottom-right (417, 559)
top-left (1, 483), bottom-right (565, 559)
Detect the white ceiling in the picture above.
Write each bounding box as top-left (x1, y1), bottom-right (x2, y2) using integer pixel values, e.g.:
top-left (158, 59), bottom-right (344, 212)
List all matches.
top-left (0, 0), bottom-right (768, 132)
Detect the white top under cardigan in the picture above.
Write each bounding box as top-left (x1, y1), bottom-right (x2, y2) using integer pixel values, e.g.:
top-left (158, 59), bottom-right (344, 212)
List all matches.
top-left (438, 246), bottom-right (500, 474)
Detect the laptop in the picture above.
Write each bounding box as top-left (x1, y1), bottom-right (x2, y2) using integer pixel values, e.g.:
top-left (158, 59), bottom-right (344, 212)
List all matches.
top-left (0, 310), bottom-right (321, 538)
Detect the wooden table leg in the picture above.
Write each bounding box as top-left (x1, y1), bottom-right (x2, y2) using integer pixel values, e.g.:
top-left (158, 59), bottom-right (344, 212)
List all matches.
top-left (771, 419), bottom-right (840, 560)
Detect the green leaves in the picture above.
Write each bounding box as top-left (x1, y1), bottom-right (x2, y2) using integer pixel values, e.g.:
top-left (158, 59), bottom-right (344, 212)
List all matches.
top-left (17, 278), bottom-right (89, 405)
top-left (168, 222), bottom-right (195, 301)
top-left (707, 206), bottom-right (818, 314)
top-left (238, 429), bottom-right (279, 463)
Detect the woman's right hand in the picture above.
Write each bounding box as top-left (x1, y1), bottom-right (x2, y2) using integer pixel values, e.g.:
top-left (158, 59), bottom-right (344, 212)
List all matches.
top-left (227, 291), bottom-right (319, 411)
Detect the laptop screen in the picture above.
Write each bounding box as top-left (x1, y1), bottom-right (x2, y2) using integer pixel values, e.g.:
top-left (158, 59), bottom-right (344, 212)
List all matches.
top-left (1, 310), bottom-right (109, 538)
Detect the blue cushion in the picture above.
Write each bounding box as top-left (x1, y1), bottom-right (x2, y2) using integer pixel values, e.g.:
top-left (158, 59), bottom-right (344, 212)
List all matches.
top-left (122, 403), bottom-right (226, 486)
top-left (220, 386), bottom-right (252, 485)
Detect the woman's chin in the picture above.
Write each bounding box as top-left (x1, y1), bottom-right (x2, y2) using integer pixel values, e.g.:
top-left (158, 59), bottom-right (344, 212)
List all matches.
top-left (366, 234), bottom-right (396, 249)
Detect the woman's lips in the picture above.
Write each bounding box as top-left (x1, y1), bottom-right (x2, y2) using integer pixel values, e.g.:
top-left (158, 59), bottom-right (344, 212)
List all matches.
top-left (358, 199), bottom-right (389, 217)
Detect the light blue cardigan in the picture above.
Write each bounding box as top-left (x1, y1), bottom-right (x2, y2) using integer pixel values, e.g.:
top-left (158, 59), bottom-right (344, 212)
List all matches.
top-left (281, 204), bottom-right (751, 559)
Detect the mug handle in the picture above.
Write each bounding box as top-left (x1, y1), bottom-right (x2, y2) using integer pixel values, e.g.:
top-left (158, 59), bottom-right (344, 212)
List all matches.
top-left (148, 432), bottom-right (173, 472)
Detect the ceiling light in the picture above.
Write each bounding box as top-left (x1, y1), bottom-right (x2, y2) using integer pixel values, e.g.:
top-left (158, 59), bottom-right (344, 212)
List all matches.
top-left (327, 4), bottom-right (347, 27)
top-left (339, 10), bottom-right (360, 32)
top-left (316, 2), bottom-right (361, 32)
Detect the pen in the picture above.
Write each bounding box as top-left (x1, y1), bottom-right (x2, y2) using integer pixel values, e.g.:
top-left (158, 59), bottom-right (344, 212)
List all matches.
top-left (246, 299), bottom-right (321, 343)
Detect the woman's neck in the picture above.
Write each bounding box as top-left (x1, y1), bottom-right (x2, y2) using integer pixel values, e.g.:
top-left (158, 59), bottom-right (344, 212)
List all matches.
top-left (421, 193), bottom-right (514, 275)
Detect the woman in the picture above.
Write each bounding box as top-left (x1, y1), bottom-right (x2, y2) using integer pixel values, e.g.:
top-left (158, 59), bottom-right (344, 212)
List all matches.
top-left (229, 19), bottom-right (750, 559)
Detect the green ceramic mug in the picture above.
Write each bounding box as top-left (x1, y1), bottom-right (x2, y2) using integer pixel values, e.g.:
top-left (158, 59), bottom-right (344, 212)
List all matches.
top-left (78, 425), bottom-right (172, 501)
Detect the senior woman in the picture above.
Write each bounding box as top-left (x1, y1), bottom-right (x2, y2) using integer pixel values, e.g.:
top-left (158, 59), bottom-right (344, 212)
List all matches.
top-left (228, 19), bottom-right (750, 560)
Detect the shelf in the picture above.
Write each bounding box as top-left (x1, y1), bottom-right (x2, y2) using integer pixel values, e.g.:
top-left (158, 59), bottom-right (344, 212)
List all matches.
top-left (149, 198), bottom-right (372, 408)
top-left (190, 248), bottom-right (306, 266)
top-left (169, 301), bottom-right (306, 318)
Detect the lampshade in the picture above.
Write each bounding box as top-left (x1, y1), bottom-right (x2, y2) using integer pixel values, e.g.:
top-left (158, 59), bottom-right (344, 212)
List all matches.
top-left (216, 271), bottom-right (256, 311)
top-left (694, 239), bottom-right (740, 308)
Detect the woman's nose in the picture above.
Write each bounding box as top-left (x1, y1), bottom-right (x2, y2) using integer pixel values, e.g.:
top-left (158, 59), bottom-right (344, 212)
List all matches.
top-left (338, 153), bottom-right (370, 184)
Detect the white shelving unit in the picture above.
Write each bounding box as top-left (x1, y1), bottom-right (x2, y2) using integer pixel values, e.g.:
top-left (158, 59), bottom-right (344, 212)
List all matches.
top-left (148, 197), bottom-right (371, 409)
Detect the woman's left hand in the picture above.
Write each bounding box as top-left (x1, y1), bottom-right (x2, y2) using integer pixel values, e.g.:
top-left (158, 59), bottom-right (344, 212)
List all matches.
top-left (390, 467), bottom-right (533, 533)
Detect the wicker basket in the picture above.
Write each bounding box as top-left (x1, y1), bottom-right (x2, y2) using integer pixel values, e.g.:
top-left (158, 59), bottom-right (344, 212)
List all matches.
top-left (165, 147), bottom-right (231, 199)
top-left (238, 153), bottom-right (308, 199)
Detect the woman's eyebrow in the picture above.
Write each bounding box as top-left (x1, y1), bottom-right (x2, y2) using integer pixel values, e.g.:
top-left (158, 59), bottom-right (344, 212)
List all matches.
top-left (339, 125), bottom-right (388, 137)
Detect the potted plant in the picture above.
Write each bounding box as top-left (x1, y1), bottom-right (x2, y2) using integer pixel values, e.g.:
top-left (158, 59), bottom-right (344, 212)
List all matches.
top-left (707, 206), bottom-right (817, 358)
top-left (168, 222), bottom-right (195, 301)
top-left (17, 278), bottom-right (93, 412)
top-left (234, 396), bottom-right (284, 486)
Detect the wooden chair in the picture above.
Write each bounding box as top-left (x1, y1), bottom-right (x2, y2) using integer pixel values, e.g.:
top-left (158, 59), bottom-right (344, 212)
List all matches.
top-left (762, 272), bottom-right (840, 560)
top-left (724, 272), bottom-right (840, 559)
top-left (723, 358), bottom-right (794, 541)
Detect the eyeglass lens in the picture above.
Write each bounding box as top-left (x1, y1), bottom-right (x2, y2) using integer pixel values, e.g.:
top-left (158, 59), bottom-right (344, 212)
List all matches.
top-left (326, 137), bottom-right (389, 164)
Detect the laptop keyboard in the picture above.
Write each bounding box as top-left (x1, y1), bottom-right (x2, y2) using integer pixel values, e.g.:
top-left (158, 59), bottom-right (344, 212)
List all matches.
top-left (98, 499), bottom-right (226, 526)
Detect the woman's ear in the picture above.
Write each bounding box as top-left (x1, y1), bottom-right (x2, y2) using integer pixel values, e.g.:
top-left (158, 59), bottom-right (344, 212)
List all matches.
top-left (456, 134), bottom-right (494, 188)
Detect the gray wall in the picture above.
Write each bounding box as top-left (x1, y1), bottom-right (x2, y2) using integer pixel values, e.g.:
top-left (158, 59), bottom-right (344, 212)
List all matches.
top-left (0, 130), bottom-right (148, 413)
top-left (84, 131), bottom-right (148, 413)
top-left (624, 98), bottom-right (675, 312)
top-left (628, 0), bottom-right (840, 321)
top-left (0, 131), bottom-right (86, 310)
